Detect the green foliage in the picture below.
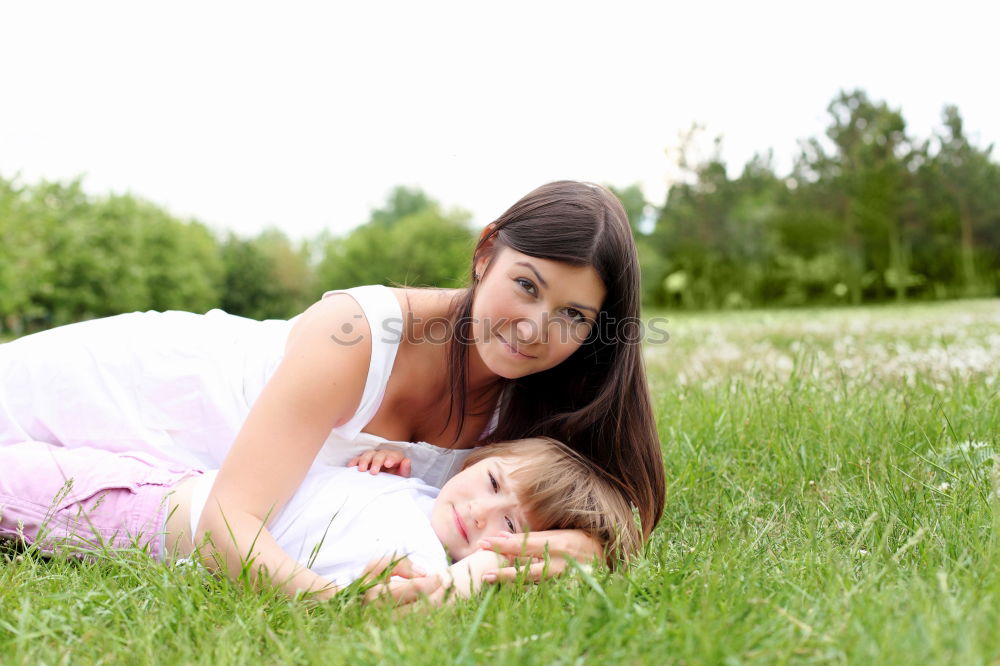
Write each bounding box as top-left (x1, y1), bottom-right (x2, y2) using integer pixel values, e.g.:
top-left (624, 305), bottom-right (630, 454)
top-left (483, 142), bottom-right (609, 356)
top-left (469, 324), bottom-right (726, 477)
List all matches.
top-left (607, 183), bottom-right (648, 235)
top-left (220, 229), bottom-right (315, 320)
top-left (921, 106), bottom-right (1000, 297)
top-left (135, 206), bottom-right (223, 314)
top-left (636, 235), bottom-right (670, 309)
top-left (650, 146), bottom-right (785, 308)
top-left (317, 190), bottom-right (474, 290)
top-left (369, 185), bottom-right (437, 228)
top-left (0, 178), bottom-right (474, 333)
top-left (0, 178), bottom-right (46, 320)
top-left (0, 178), bottom-right (224, 331)
top-left (646, 90), bottom-right (1000, 309)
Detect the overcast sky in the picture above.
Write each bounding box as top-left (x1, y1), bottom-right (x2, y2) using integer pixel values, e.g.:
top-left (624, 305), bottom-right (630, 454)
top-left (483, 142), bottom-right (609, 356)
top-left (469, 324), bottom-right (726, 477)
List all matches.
top-left (1, 1), bottom-right (997, 240)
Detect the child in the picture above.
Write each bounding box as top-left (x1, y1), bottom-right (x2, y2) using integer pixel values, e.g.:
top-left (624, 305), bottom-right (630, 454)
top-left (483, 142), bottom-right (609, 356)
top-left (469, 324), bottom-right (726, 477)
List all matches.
top-left (0, 437), bottom-right (637, 602)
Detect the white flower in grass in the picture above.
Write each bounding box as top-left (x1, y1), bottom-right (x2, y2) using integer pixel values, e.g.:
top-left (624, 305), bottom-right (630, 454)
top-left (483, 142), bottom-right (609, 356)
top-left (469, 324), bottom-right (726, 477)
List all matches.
top-left (958, 440), bottom-right (991, 454)
top-left (776, 354), bottom-right (794, 373)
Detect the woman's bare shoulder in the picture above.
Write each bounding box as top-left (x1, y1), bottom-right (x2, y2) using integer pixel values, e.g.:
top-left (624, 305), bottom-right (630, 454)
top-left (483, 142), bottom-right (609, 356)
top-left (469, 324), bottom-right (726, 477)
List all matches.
top-left (284, 294), bottom-right (373, 386)
top-left (291, 292), bottom-right (371, 342)
top-left (389, 287), bottom-right (463, 335)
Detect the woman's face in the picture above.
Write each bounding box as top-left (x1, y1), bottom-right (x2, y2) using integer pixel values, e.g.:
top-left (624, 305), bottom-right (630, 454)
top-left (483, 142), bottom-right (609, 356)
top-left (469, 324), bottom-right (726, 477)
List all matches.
top-left (470, 247), bottom-right (606, 379)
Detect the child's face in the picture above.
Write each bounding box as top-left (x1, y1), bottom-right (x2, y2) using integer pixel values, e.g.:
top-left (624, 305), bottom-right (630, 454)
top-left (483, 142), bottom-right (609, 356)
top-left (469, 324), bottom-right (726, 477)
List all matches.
top-left (430, 456), bottom-right (531, 560)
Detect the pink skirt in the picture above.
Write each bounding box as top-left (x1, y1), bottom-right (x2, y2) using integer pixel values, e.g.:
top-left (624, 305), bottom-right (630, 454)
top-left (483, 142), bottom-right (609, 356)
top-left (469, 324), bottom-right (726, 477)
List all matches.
top-left (0, 441), bottom-right (196, 561)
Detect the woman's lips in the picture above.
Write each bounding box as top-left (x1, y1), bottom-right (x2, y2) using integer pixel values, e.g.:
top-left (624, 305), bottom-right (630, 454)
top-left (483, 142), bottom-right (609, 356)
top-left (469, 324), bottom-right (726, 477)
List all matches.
top-left (497, 334), bottom-right (535, 359)
top-left (453, 505), bottom-right (469, 543)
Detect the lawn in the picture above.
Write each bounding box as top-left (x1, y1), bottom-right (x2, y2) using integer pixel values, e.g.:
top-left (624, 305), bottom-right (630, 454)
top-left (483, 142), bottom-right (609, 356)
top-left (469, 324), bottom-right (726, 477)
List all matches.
top-left (2, 300), bottom-right (999, 664)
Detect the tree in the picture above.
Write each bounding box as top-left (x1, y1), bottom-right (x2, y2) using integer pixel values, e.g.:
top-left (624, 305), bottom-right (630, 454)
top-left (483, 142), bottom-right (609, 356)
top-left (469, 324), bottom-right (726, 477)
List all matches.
top-left (316, 189), bottom-right (474, 292)
top-left (607, 184), bottom-right (648, 236)
top-left (651, 131), bottom-right (785, 308)
top-left (369, 186), bottom-right (436, 228)
top-left (796, 90), bottom-right (920, 302)
top-left (220, 229), bottom-right (316, 319)
top-left (923, 106), bottom-right (1000, 296)
top-left (0, 176), bottom-right (48, 330)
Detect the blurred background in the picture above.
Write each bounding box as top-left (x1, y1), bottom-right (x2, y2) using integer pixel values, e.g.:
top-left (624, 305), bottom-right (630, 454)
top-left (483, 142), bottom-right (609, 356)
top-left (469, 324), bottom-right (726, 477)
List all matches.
top-left (1, 1), bottom-right (997, 334)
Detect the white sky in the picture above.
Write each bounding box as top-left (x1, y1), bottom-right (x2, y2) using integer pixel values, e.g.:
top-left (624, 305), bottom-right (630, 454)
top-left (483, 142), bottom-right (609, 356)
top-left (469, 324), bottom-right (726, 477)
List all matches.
top-left (1, 0), bottom-right (997, 240)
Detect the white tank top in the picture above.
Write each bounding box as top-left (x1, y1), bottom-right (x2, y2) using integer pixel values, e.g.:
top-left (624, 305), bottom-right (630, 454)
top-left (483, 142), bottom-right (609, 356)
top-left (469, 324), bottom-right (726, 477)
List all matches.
top-left (319, 285), bottom-right (404, 438)
top-left (308, 285), bottom-right (474, 488)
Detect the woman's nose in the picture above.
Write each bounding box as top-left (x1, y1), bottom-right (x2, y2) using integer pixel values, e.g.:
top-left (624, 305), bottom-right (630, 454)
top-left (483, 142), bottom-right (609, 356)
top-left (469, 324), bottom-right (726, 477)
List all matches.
top-left (515, 317), bottom-right (544, 345)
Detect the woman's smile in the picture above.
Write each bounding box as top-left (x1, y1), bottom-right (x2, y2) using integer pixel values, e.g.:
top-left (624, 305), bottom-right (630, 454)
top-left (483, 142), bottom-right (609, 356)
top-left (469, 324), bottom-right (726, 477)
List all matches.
top-left (497, 333), bottom-right (536, 359)
top-left (470, 248), bottom-right (606, 379)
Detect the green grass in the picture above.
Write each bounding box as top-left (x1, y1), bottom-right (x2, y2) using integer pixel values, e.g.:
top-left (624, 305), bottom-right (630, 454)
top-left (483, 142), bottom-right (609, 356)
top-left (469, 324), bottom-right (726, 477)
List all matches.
top-left (3, 299), bottom-right (1000, 664)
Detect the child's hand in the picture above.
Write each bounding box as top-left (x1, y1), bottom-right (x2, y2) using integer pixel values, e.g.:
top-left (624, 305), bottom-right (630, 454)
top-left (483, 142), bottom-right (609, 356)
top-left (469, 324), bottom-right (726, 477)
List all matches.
top-left (348, 448), bottom-right (412, 477)
top-left (360, 555), bottom-right (426, 582)
top-left (442, 549), bottom-right (511, 600)
top-left (360, 556), bottom-right (442, 606)
top-left (363, 574), bottom-right (444, 606)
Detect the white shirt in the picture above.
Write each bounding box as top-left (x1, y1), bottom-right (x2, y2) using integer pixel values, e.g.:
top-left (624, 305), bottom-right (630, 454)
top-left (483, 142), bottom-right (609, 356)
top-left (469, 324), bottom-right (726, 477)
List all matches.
top-left (188, 467), bottom-right (449, 587)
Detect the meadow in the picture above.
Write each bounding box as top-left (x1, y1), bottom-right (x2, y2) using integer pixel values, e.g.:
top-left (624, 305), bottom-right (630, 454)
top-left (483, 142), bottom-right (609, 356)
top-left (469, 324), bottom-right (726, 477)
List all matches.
top-left (2, 299), bottom-right (999, 665)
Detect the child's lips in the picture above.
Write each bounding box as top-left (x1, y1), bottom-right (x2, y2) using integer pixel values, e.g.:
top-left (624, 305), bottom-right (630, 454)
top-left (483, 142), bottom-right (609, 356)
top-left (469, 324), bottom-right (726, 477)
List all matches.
top-left (453, 504), bottom-right (469, 543)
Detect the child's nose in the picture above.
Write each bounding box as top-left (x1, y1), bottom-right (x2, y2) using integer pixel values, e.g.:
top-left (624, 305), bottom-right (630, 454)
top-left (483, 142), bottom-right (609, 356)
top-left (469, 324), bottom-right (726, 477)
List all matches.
top-left (471, 499), bottom-right (505, 530)
top-left (470, 501), bottom-right (487, 529)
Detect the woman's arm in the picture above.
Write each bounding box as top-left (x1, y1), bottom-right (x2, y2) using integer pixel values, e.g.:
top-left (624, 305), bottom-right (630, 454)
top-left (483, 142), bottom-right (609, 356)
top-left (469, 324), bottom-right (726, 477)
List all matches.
top-left (196, 295), bottom-right (372, 599)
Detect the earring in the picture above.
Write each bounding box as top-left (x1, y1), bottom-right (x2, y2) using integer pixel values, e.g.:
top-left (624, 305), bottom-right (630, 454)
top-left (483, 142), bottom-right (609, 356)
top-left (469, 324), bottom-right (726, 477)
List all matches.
top-left (474, 272), bottom-right (480, 281)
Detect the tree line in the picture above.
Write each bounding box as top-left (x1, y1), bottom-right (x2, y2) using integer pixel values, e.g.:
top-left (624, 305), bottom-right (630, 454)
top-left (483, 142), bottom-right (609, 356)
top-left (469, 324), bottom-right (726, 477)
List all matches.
top-left (1, 89), bottom-right (997, 334)
top-left (635, 90), bottom-right (999, 308)
top-left (0, 180), bottom-right (474, 334)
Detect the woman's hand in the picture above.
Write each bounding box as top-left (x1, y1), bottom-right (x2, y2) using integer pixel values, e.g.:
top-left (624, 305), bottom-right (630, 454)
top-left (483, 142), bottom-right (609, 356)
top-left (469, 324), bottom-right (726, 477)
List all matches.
top-left (476, 529), bottom-right (602, 582)
top-left (348, 448), bottom-right (412, 477)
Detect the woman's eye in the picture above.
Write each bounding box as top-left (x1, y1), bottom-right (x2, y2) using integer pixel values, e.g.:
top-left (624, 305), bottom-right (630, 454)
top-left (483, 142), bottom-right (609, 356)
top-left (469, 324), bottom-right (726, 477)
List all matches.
top-left (565, 307), bottom-right (585, 322)
top-left (515, 278), bottom-right (537, 295)
top-left (489, 472), bottom-right (499, 492)
top-left (506, 517), bottom-right (515, 532)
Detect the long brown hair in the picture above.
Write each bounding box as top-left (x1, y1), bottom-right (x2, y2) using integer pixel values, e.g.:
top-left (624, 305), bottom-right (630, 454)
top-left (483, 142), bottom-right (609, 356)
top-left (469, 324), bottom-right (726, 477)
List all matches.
top-left (446, 181), bottom-right (664, 538)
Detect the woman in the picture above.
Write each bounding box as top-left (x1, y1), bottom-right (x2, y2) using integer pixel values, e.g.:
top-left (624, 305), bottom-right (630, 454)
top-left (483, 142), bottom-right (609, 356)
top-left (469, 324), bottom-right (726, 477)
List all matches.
top-left (0, 181), bottom-right (664, 596)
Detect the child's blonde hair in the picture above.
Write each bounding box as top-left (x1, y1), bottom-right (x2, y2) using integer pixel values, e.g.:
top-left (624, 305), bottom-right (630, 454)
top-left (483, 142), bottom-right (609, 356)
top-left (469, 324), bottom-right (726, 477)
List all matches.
top-left (462, 437), bottom-right (642, 567)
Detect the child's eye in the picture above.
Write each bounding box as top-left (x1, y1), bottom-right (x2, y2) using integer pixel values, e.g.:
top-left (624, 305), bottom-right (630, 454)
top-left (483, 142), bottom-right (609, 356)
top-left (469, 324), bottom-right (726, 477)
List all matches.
top-left (515, 278), bottom-right (537, 296)
top-left (489, 472), bottom-right (499, 492)
top-left (506, 517), bottom-right (515, 532)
